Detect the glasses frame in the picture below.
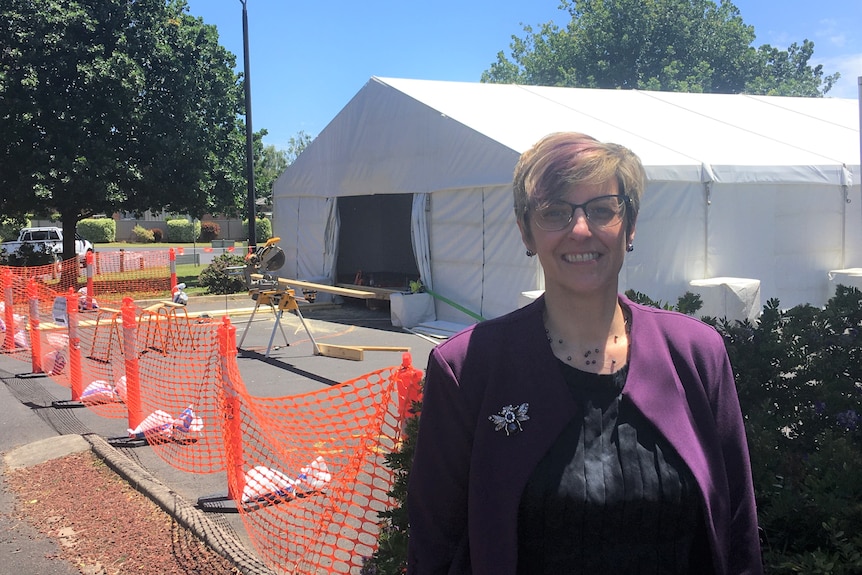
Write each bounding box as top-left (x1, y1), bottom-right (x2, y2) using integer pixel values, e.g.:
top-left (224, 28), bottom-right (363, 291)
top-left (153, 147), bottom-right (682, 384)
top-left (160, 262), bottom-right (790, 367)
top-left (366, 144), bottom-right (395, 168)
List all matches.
top-left (531, 194), bottom-right (631, 232)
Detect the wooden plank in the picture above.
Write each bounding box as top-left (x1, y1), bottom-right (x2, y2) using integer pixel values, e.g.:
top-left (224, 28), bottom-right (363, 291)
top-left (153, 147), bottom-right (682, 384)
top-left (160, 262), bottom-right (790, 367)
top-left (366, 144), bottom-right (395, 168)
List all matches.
top-left (334, 283), bottom-right (401, 300)
top-left (315, 343), bottom-right (364, 361)
top-left (37, 305), bottom-right (260, 331)
top-left (249, 275), bottom-right (380, 300)
top-left (353, 346), bottom-right (411, 352)
top-left (313, 343), bottom-right (410, 361)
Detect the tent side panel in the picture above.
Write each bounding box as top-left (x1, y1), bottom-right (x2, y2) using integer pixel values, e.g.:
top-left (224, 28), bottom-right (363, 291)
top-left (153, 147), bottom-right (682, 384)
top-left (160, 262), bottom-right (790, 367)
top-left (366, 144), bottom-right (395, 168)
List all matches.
top-left (273, 197), bottom-right (333, 282)
top-left (429, 189), bottom-right (485, 324)
top-left (273, 197), bottom-right (301, 279)
top-left (845, 171), bottom-right (862, 271)
top-left (623, 182), bottom-right (706, 304)
top-left (480, 185), bottom-right (542, 319)
top-left (297, 197), bottom-right (334, 282)
top-left (708, 183), bottom-right (845, 308)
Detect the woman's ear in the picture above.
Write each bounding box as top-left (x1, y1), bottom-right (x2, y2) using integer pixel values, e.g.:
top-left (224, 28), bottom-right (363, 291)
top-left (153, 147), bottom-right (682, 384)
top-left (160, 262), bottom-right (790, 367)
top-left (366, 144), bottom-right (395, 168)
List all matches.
top-left (517, 218), bottom-right (535, 255)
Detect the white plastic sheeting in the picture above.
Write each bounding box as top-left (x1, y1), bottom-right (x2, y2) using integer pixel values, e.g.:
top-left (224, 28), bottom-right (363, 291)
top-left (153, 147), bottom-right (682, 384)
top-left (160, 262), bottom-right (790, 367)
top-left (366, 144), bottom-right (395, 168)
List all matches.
top-left (272, 77), bottom-right (861, 321)
top-left (689, 278), bottom-right (762, 324)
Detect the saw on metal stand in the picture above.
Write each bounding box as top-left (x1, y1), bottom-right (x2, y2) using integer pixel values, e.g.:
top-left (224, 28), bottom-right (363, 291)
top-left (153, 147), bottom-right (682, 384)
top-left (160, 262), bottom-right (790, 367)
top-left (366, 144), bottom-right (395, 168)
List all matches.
top-left (237, 238), bottom-right (411, 361)
top-left (243, 236), bottom-right (286, 291)
top-left (237, 237), bottom-right (294, 355)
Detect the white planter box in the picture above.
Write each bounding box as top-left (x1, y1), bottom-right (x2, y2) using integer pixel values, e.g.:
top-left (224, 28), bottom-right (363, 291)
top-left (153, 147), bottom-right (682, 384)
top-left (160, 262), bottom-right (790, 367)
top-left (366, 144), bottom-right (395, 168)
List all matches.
top-left (390, 292), bottom-right (436, 328)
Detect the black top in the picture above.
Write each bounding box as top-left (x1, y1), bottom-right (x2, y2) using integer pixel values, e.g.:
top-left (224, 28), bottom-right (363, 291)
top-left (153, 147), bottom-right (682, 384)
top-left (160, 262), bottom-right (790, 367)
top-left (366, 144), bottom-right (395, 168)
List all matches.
top-left (517, 361), bottom-right (713, 574)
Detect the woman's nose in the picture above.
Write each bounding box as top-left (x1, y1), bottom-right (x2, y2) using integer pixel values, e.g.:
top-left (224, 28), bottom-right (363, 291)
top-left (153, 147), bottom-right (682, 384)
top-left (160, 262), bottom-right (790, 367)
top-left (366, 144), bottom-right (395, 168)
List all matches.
top-left (568, 208), bottom-right (591, 235)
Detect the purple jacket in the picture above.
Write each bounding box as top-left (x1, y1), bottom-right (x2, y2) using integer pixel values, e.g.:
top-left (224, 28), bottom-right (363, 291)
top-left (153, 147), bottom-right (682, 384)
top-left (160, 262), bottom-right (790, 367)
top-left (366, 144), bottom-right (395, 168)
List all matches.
top-left (407, 295), bottom-right (762, 574)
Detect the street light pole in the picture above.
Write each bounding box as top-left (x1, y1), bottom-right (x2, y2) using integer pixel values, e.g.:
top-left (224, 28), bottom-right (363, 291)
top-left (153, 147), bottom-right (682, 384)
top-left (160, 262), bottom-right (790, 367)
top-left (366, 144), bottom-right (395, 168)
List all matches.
top-left (240, 0), bottom-right (256, 252)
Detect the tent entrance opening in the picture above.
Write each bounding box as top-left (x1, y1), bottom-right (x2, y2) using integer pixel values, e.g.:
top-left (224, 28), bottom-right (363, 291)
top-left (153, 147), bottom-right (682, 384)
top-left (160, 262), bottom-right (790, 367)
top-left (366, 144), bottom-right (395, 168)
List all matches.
top-left (336, 194), bottom-right (420, 291)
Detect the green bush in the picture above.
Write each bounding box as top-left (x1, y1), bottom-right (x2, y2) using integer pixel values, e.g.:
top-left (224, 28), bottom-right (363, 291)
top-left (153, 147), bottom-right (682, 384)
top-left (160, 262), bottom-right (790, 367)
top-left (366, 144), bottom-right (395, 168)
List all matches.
top-left (77, 218), bottom-right (115, 243)
top-left (713, 286), bottom-right (862, 573)
top-left (197, 253), bottom-right (247, 295)
top-left (362, 286), bottom-right (862, 573)
top-left (165, 219), bottom-right (201, 243)
top-left (242, 217), bottom-right (272, 243)
top-left (360, 401), bottom-right (420, 575)
top-left (131, 224), bottom-right (155, 243)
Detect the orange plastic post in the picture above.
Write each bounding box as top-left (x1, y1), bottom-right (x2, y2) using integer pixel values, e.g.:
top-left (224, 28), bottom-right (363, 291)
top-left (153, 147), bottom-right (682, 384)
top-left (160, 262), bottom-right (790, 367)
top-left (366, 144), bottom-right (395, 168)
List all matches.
top-left (2, 268), bottom-right (13, 351)
top-left (169, 247), bottom-right (177, 292)
top-left (66, 287), bottom-right (83, 401)
top-left (395, 352), bottom-right (424, 434)
top-left (85, 251), bottom-right (95, 310)
top-left (27, 280), bottom-right (42, 373)
top-left (218, 316), bottom-right (246, 501)
top-left (122, 297), bottom-right (143, 430)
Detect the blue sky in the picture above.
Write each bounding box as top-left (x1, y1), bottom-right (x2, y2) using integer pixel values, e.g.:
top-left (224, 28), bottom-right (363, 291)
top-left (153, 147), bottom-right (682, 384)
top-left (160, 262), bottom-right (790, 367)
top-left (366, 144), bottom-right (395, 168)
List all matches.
top-left (183, 0), bottom-right (862, 151)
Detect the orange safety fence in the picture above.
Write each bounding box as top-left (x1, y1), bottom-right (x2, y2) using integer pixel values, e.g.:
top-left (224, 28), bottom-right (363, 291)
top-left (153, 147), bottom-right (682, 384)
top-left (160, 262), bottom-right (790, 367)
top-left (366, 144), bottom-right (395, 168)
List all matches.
top-left (0, 259), bottom-right (424, 574)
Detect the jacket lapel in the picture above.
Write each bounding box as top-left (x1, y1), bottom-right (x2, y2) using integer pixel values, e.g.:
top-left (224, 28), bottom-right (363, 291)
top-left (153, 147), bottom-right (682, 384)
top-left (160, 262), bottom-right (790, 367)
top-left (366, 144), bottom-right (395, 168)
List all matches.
top-left (622, 302), bottom-right (715, 507)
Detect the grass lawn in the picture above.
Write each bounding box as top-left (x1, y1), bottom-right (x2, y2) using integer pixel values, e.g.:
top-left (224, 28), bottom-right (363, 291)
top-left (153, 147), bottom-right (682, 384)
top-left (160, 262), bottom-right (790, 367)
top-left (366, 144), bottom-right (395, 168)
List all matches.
top-left (175, 263), bottom-right (208, 294)
top-left (94, 241), bottom-right (249, 250)
top-left (81, 262), bottom-right (237, 298)
top-left (89, 244), bottom-right (248, 297)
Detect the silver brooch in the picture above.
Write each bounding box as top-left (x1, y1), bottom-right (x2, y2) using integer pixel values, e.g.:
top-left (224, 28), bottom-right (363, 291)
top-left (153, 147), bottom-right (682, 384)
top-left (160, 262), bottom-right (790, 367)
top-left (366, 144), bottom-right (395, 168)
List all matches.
top-left (489, 403), bottom-right (530, 436)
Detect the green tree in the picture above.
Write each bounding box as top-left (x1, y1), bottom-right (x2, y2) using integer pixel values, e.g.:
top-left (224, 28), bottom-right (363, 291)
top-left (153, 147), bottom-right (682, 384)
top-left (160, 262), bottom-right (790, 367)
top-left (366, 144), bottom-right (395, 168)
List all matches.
top-left (747, 39), bottom-right (839, 96)
top-left (482, 0), bottom-right (838, 96)
top-left (0, 0), bottom-right (247, 267)
top-left (253, 130), bottom-right (312, 210)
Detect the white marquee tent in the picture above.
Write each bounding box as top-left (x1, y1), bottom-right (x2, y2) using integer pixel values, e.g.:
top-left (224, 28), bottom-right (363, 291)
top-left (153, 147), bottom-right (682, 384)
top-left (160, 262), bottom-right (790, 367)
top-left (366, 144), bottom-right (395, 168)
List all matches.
top-left (272, 77), bottom-right (861, 324)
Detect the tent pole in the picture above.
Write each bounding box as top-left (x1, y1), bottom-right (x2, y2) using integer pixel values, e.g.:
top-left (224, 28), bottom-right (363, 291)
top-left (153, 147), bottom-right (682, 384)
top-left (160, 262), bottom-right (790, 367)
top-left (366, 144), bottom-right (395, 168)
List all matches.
top-left (858, 77), bottom-right (861, 240)
top-left (704, 181), bottom-right (711, 280)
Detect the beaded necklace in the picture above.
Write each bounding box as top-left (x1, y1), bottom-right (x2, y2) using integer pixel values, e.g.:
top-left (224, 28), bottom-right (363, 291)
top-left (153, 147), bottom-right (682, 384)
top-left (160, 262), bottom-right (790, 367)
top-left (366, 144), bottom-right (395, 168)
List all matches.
top-left (544, 312), bottom-right (631, 372)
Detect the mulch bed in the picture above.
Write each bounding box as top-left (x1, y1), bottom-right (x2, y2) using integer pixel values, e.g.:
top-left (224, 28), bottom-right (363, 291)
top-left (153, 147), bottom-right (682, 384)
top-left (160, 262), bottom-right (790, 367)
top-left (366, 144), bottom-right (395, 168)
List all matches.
top-left (5, 451), bottom-right (241, 575)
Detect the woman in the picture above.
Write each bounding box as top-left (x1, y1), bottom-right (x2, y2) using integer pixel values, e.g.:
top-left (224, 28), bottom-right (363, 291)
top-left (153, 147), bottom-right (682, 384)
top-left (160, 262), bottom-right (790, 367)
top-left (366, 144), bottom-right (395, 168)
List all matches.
top-left (406, 132), bottom-right (762, 574)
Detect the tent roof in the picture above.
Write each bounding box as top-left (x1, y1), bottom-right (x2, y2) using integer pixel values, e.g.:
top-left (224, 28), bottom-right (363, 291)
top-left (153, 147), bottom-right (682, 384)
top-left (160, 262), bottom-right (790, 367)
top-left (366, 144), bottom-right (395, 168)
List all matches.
top-left (274, 77), bottom-right (860, 198)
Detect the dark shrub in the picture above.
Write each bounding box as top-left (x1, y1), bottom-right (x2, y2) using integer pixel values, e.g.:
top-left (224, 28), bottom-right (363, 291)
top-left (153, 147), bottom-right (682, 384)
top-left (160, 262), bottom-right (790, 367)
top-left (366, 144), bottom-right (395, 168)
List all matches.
top-left (362, 286), bottom-right (862, 574)
top-left (199, 221), bottom-right (220, 242)
top-left (197, 253), bottom-right (247, 295)
top-left (0, 242), bottom-right (57, 267)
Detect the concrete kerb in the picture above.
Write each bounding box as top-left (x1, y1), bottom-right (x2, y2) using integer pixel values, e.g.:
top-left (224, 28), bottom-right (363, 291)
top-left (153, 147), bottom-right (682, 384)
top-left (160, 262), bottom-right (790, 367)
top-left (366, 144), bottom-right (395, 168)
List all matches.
top-left (85, 433), bottom-right (276, 575)
top-left (3, 435), bottom-right (90, 470)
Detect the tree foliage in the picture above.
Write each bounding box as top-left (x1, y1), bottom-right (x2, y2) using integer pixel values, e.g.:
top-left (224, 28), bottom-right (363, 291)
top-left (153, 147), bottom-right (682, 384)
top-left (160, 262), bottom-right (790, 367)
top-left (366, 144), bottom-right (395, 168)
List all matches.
top-left (482, 0), bottom-right (838, 96)
top-left (253, 129), bottom-right (312, 210)
top-left (0, 0), bottom-right (247, 263)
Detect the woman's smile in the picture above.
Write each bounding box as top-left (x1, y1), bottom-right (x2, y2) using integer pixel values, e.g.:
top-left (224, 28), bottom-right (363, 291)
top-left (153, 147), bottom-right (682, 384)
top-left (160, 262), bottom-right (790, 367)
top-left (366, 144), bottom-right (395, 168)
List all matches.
top-left (562, 251), bottom-right (600, 263)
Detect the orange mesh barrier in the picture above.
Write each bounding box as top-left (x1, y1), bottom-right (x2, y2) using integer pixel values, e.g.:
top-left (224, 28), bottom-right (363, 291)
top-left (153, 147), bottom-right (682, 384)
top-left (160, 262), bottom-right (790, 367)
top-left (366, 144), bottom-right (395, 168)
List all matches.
top-left (1, 260), bottom-right (424, 573)
top-left (1, 251), bottom-right (173, 311)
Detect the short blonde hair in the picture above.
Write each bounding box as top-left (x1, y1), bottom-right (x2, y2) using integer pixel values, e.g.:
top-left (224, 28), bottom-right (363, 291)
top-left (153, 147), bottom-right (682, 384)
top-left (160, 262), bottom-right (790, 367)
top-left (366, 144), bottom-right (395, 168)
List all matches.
top-left (513, 132), bottom-right (645, 239)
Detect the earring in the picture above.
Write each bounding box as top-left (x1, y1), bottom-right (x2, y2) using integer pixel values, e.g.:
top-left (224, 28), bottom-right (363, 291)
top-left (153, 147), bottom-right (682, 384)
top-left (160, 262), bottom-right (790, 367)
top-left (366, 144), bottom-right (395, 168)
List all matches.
top-left (525, 249), bottom-right (535, 257)
top-left (626, 243), bottom-right (634, 252)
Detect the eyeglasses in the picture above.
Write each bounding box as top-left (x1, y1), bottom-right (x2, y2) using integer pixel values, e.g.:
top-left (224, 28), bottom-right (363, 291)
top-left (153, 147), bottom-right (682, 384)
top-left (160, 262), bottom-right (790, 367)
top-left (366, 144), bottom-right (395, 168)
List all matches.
top-left (532, 194), bottom-right (630, 231)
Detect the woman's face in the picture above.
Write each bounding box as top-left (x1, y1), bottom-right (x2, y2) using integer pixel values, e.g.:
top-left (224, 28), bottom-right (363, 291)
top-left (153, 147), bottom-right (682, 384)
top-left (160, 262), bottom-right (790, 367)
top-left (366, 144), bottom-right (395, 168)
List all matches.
top-left (520, 179), bottom-right (633, 300)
